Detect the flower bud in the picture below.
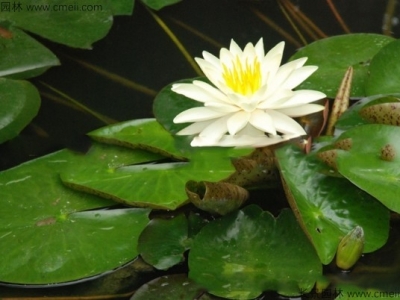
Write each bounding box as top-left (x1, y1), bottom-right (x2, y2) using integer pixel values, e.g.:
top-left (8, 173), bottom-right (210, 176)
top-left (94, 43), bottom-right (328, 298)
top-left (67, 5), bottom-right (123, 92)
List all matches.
top-left (336, 226), bottom-right (364, 270)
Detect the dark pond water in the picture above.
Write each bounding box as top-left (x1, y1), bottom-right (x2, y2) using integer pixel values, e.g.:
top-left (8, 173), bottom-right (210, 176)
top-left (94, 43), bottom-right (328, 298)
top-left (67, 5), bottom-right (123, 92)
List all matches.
top-left (0, 0), bottom-right (399, 299)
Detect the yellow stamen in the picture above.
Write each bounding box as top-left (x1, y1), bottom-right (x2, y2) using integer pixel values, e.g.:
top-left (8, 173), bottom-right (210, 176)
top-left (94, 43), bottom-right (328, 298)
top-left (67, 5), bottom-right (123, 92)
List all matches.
top-left (222, 56), bottom-right (262, 95)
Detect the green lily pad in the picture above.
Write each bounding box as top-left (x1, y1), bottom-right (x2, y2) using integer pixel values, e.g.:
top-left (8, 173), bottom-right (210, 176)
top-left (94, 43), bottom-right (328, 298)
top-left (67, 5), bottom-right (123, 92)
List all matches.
top-left (0, 78), bottom-right (40, 144)
top-left (290, 34), bottom-right (394, 98)
top-left (1, 0), bottom-right (114, 48)
top-left (334, 124), bottom-right (400, 213)
top-left (0, 143), bottom-right (154, 284)
top-left (189, 205), bottom-right (322, 299)
top-left (109, 0), bottom-right (135, 15)
top-left (366, 39), bottom-right (400, 96)
top-left (153, 78), bottom-right (205, 135)
top-left (131, 274), bottom-right (204, 300)
top-left (141, 0), bottom-right (182, 10)
top-left (0, 26), bottom-right (59, 79)
top-left (335, 95), bottom-right (400, 131)
top-left (275, 144), bottom-right (389, 264)
top-left (138, 214), bottom-right (189, 270)
top-left (62, 119), bottom-right (252, 210)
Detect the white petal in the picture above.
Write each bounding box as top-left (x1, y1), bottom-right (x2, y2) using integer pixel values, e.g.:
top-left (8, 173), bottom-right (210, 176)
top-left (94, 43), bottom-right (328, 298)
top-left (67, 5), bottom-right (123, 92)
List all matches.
top-left (176, 120), bottom-right (214, 135)
top-left (198, 115), bottom-right (230, 141)
top-left (249, 110), bottom-right (277, 135)
top-left (254, 38), bottom-right (265, 60)
top-left (276, 104), bottom-right (325, 117)
top-left (258, 89), bottom-right (293, 109)
top-left (279, 90), bottom-right (326, 108)
top-left (192, 80), bottom-right (232, 104)
top-left (220, 48), bottom-right (235, 69)
top-left (267, 109), bottom-right (307, 135)
top-left (229, 39), bottom-right (243, 56)
top-left (172, 83), bottom-right (225, 104)
top-left (269, 57), bottom-right (307, 90)
top-left (191, 134), bottom-right (290, 148)
top-left (262, 41), bottom-right (284, 84)
top-left (195, 58), bottom-right (222, 87)
top-left (283, 66), bottom-right (318, 90)
top-left (173, 107), bottom-right (228, 123)
top-left (227, 111), bottom-right (250, 135)
top-left (202, 51), bottom-right (221, 68)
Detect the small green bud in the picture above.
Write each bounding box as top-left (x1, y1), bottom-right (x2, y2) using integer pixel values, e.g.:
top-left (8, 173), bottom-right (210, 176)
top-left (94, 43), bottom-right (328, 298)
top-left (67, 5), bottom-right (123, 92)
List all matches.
top-left (336, 226), bottom-right (364, 270)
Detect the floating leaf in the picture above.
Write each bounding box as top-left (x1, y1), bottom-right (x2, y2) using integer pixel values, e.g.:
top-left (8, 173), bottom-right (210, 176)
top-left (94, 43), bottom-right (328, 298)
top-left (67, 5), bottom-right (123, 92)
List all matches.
top-left (131, 274), bottom-right (204, 300)
top-left (62, 119), bottom-right (252, 210)
top-left (360, 102), bottom-right (400, 126)
top-left (189, 205), bottom-right (322, 299)
top-left (138, 214), bottom-right (189, 270)
top-left (153, 78), bottom-right (205, 135)
top-left (366, 39), bottom-right (400, 96)
top-left (0, 78), bottom-right (40, 144)
top-left (290, 34), bottom-right (394, 98)
top-left (0, 26), bottom-right (59, 79)
top-left (1, 0), bottom-right (114, 48)
top-left (141, 0), bottom-right (182, 10)
top-left (276, 144), bottom-right (389, 264)
top-left (334, 124), bottom-right (400, 213)
top-left (186, 180), bottom-right (248, 215)
top-left (0, 143), bottom-right (153, 284)
top-left (335, 94), bottom-right (400, 131)
top-left (109, 0), bottom-right (135, 15)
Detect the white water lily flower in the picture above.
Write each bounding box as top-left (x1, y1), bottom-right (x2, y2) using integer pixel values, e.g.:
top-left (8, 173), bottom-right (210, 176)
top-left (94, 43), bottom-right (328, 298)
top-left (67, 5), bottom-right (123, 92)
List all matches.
top-left (172, 38), bottom-right (326, 147)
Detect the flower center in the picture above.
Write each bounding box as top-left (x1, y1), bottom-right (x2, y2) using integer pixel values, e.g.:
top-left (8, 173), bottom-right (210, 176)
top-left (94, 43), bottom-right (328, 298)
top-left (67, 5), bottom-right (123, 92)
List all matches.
top-left (222, 56), bottom-right (262, 96)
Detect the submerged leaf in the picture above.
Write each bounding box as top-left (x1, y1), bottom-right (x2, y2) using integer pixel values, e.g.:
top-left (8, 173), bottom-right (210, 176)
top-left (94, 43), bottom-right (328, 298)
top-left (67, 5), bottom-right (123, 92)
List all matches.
top-left (276, 144), bottom-right (389, 264)
top-left (189, 205), bottom-right (322, 298)
top-left (186, 181), bottom-right (249, 215)
top-left (131, 274), bottom-right (204, 300)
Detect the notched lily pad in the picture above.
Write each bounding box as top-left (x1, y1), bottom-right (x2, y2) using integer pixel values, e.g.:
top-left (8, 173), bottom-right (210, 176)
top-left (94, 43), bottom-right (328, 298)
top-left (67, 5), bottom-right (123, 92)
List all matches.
top-left (189, 205), bottom-right (321, 299)
top-left (276, 144), bottom-right (389, 264)
top-left (63, 119), bottom-right (252, 210)
top-left (186, 180), bottom-right (249, 215)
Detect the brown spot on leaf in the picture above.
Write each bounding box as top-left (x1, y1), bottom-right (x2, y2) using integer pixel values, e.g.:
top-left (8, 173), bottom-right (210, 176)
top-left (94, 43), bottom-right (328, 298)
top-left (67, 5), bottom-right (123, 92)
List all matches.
top-left (317, 149), bottom-right (338, 170)
top-left (335, 138), bottom-right (352, 150)
top-left (380, 144), bottom-right (396, 161)
top-left (35, 217), bottom-right (56, 227)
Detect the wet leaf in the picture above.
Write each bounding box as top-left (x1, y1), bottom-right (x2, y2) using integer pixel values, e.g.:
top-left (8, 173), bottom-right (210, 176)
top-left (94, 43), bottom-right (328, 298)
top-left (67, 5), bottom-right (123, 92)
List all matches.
top-left (0, 143), bottom-right (153, 284)
top-left (290, 34), bottom-right (394, 98)
top-left (62, 119), bottom-right (252, 210)
top-left (0, 26), bottom-right (59, 79)
top-left (189, 205), bottom-right (322, 299)
top-left (131, 274), bottom-right (204, 300)
top-left (0, 78), bottom-right (40, 144)
top-left (186, 181), bottom-right (249, 215)
top-left (1, 0), bottom-right (114, 49)
top-left (138, 214), bottom-right (189, 270)
top-left (366, 39), bottom-right (400, 96)
top-left (335, 94), bottom-right (400, 131)
top-left (141, 0), bottom-right (182, 10)
top-left (334, 124), bottom-right (400, 213)
top-left (360, 102), bottom-right (400, 126)
top-left (276, 144), bottom-right (389, 264)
